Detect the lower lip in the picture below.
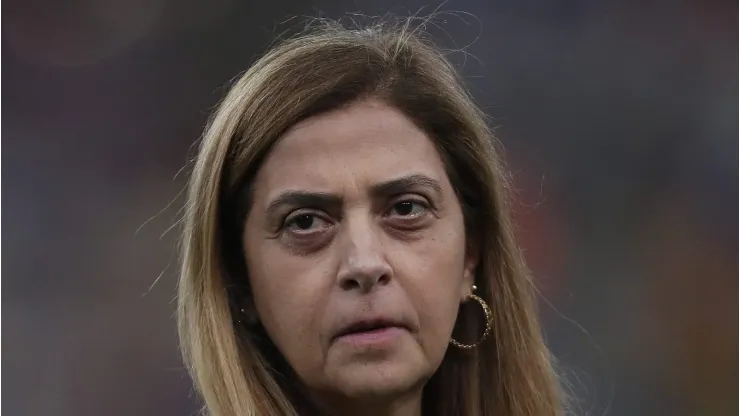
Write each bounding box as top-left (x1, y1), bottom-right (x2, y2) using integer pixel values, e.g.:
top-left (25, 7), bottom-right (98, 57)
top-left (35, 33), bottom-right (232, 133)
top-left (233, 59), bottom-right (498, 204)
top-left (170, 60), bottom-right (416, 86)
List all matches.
top-left (335, 326), bottom-right (406, 347)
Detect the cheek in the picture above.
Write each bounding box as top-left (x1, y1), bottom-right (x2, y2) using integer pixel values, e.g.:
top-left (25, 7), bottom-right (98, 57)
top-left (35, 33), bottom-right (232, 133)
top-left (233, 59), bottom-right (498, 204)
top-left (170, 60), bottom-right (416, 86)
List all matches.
top-left (245, 241), bottom-right (332, 372)
top-left (392, 225), bottom-right (468, 356)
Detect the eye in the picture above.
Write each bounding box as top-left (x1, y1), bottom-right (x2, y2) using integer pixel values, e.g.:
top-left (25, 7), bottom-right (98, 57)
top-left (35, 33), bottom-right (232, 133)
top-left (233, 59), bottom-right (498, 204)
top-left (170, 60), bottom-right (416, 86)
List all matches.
top-left (283, 212), bottom-right (330, 233)
top-left (388, 200), bottom-right (428, 217)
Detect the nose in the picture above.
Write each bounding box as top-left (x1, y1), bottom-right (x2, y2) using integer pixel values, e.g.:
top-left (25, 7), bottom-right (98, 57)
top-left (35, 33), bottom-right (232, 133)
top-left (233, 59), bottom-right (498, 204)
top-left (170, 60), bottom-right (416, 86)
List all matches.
top-left (336, 216), bottom-right (393, 293)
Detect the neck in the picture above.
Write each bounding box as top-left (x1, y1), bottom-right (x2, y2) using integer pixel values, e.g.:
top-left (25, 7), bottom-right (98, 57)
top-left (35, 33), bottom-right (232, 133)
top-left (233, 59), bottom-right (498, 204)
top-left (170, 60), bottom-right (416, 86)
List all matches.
top-left (314, 390), bottom-right (423, 416)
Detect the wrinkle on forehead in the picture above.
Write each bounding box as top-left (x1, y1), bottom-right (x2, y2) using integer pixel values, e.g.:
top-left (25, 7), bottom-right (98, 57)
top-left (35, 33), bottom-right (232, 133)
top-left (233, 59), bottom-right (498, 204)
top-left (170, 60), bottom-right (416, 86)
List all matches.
top-left (252, 99), bottom-right (449, 208)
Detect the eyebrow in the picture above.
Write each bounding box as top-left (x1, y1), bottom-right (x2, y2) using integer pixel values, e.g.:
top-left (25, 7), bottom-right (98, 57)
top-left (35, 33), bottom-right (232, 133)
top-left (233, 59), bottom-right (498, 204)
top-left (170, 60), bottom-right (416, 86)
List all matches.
top-left (265, 192), bottom-right (343, 218)
top-left (369, 174), bottom-right (444, 200)
top-left (264, 174), bottom-right (443, 217)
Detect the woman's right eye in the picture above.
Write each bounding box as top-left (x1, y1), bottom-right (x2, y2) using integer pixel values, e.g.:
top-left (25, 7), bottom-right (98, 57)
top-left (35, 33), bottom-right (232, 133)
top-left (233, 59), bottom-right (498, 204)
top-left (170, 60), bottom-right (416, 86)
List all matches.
top-left (283, 212), bottom-right (329, 233)
top-left (288, 214), bottom-right (316, 230)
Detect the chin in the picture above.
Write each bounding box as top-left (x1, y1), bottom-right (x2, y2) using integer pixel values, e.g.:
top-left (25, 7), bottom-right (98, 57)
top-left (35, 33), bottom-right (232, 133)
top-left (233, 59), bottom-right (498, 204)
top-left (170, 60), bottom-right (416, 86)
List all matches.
top-left (313, 331), bottom-right (440, 401)
top-left (328, 356), bottom-right (432, 399)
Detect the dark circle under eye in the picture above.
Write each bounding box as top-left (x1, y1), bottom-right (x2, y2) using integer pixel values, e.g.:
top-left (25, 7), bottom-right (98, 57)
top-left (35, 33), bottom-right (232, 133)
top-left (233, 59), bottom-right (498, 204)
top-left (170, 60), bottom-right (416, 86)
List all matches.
top-left (293, 214), bottom-right (315, 230)
top-left (393, 201), bottom-right (415, 216)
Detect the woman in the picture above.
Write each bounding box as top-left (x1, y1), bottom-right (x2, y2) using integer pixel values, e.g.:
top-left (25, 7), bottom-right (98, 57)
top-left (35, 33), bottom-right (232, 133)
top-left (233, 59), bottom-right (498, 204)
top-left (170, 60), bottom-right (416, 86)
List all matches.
top-left (178, 18), bottom-right (563, 416)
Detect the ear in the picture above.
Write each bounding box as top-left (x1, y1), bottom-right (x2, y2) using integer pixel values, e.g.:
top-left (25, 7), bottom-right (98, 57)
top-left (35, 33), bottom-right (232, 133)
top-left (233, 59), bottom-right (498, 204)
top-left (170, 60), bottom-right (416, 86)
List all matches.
top-left (236, 306), bottom-right (256, 325)
top-left (240, 294), bottom-right (261, 325)
top-left (460, 238), bottom-right (480, 303)
top-left (233, 284), bottom-right (261, 326)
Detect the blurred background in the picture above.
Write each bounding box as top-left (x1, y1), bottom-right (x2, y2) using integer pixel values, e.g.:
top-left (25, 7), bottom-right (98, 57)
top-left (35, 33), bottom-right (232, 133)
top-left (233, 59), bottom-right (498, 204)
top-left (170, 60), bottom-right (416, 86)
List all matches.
top-left (3, 0), bottom-right (737, 415)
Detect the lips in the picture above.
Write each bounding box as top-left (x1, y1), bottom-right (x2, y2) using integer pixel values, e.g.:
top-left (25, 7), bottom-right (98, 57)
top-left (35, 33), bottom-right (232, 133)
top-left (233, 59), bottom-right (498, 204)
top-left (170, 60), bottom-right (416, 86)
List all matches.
top-left (333, 318), bottom-right (408, 340)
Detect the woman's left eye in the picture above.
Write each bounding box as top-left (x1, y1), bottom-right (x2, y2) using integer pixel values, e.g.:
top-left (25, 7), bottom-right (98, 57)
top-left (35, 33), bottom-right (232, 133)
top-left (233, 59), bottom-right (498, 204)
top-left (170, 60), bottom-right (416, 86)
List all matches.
top-left (388, 200), bottom-right (428, 217)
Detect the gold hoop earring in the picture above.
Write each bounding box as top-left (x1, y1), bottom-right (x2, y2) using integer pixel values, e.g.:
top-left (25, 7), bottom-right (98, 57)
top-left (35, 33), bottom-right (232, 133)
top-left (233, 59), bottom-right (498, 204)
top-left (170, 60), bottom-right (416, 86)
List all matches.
top-left (450, 286), bottom-right (493, 350)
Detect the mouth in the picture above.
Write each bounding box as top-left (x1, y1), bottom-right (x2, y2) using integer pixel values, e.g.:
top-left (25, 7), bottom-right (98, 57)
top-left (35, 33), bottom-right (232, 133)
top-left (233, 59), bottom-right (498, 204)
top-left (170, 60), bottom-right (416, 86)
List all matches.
top-left (333, 318), bottom-right (409, 341)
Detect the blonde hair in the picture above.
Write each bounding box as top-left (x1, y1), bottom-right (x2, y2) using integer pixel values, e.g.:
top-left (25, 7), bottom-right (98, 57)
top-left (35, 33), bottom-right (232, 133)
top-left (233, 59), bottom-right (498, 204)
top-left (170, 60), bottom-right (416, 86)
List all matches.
top-left (178, 17), bottom-right (563, 416)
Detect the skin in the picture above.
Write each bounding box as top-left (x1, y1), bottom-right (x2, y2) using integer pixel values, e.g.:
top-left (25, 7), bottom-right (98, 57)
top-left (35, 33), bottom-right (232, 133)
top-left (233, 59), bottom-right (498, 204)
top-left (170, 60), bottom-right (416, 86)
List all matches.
top-left (243, 99), bottom-right (477, 416)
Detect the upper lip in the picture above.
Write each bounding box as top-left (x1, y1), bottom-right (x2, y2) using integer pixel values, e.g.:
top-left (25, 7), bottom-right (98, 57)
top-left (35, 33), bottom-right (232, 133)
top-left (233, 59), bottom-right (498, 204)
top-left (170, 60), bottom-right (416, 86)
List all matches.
top-left (333, 317), bottom-right (409, 340)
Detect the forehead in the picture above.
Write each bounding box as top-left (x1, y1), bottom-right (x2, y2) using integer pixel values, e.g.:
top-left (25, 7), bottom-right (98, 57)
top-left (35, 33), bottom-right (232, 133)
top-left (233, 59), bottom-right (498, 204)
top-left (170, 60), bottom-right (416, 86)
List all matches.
top-left (252, 100), bottom-right (449, 200)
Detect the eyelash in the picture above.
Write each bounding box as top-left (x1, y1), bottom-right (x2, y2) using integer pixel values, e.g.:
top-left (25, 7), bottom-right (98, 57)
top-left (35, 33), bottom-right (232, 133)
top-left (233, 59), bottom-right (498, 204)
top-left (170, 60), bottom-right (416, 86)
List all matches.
top-left (282, 210), bottom-right (330, 232)
top-left (385, 198), bottom-right (430, 218)
top-left (280, 197), bottom-right (432, 231)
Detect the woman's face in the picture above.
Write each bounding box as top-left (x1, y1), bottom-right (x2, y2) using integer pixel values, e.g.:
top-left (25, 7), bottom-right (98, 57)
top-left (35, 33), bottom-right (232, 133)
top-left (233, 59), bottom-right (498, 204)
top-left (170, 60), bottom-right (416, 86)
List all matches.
top-left (243, 99), bottom-right (476, 405)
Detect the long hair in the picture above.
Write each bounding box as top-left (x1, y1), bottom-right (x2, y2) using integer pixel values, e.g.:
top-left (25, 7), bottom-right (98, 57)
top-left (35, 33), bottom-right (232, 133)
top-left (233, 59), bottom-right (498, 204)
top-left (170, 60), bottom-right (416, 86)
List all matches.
top-left (178, 17), bottom-right (563, 416)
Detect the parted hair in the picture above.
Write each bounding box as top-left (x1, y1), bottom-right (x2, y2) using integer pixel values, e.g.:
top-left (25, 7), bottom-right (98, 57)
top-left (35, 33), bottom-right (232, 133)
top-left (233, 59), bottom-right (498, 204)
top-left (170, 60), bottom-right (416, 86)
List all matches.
top-left (178, 16), bottom-right (563, 416)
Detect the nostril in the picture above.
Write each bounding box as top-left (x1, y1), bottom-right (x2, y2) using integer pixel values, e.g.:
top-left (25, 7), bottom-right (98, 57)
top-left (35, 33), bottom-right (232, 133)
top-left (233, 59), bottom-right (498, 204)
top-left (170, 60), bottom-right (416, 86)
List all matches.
top-left (377, 273), bottom-right (391, 286)
top-left (340, 279), bottom-right (361, 291)
top-left (340, 273), bottom-right (391, 292)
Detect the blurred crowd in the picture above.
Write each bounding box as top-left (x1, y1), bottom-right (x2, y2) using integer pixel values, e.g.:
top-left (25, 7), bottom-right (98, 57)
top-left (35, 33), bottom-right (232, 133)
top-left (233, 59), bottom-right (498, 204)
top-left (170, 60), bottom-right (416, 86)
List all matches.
top-left (3, 0), bottom-right (736, 415)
